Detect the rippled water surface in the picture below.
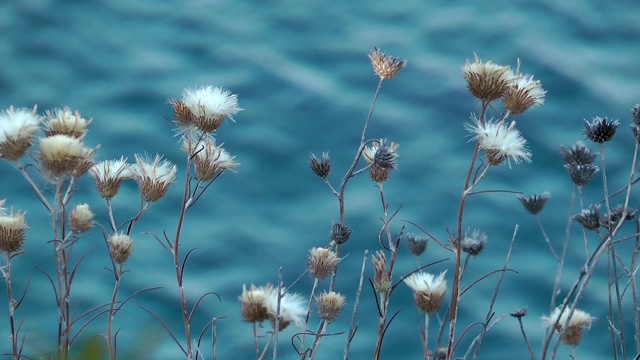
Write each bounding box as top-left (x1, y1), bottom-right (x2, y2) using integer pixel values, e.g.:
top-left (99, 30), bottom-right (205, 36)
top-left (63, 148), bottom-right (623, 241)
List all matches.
top-left (1, 1), bottom-right (640, 359)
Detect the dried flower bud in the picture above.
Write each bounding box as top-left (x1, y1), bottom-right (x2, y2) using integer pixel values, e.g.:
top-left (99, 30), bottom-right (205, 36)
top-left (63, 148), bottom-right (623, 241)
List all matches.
top-left (404, 270), bottom-right (447, 313)
top-left (433, 347), bottom-right (448, 360)
top-left (584, 117), bottom-right (619, 143)
top-left (0, 105), bottom-right (43, 161)
top-left (574, 205), bottom-right (601, 230)
top-left (543, 306), bottom-right (594, 346)
top-left (462, 54), bottom-right (515, 102)
top-left (372, 251), bottom-right (390, 294)
top-left (308, 247), bottom-right (340, 280)
top-left (0, 207), bottom-right (28, 253)
top-left (564, 163), bottom-right (599, 187)
top-left (89, 158), bottom-right (133, 199)
top-left (406, 233), bottom-right (427, 256)
top-left (330, 221), bottom-right (352, 245)
top-left (68, 204), bottom-right (94, 233)
top-left (44, 108), bottom-right (91, 139)
top-left (108, 233), bottom-right (133, 264)
top-left (316, 291), bottom-right (346, 322)
top-left (309, 152), bottom-right (331, 178)
top-left (517, 192), bottom-right (551, 215)
top-left (239, 284), bottom-right (273, 323)
top-left (131, 154), bottom-right (177, 202)
top-left (363, 139), bottom-right (399, 183)
top-left (560, 141), bottom-right (596, 166)
top-left (368, 47), bottom-right (406, 80)
top-left (38, 135), bottom-right (96, 178)
top-left (461, 229), bottom-right (487, 257)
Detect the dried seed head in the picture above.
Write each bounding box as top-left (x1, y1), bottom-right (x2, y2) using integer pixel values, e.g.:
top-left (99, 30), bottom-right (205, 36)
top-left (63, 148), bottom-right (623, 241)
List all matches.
top-left (368, 47), bottom-right (406, 80)
top-left (584, 117), bottom-right (619, 143)
top-left (108, 233), bottom-right (133, 264)
top-left (573, 205), bottom-right (601, 230)
top-left (461, 229), bottom-right (487, 256)
top-left (433, 347), bottom-right (448, 360)
top-left (467, 117), bottom-right (530, 166)
top-left (502, 73), bottom-right (546, 116)
top-left (363, 139), bottom-right (399, 182)
top-left (0, 105), bottom-right (43, 161)
top-left (68, 203), bottom-right (94, 233)
top-left (560, 141), bottom-right (596, 166)
top-left (0, 207), bottom-right (28, 253)
top-left (510, 307), bottom-right (528, 319)
top-left (330, 221), bottom-right (352, 245)
top-left (542, 307), bottom-right (594, 346)
top-left (309, 152), bottom-right (331, 178)
top-left (173, 86), bottom-right (243, 134)
top-left (131, 154), bottom-right (177, 202)
top-left (564, 163), bottom-right (599, 187)
top-left (239, 284), bottom-right (274, 323)
top-left (517, 192), bottom-right (551, 215)
top-left (265, 290), bottom-right (306, 331)
top-left (406, 233), bottom-right (428, 256)
top-left (38, 135), bottom-right (97, 178)
top-left (89, 158), bottom-right (133, 199)
top-left (601, 205), bottom-right (637, 230)
top-left (403, 270), bottom-right (447, 313)
top-left (44, 108), bottom-right (91, 139)
top-left (183, 137), bottom-right (239, 181)
top-left (462, 54), bottom-right (515, 102)
top-left (372, 251), bottom-right (390, 294)
top-left (632, 104), bottom-right (640, 127)
top-left (316, 291), bottom-right (346, 322)
top-left (308, 247), bottom-right (340, 280)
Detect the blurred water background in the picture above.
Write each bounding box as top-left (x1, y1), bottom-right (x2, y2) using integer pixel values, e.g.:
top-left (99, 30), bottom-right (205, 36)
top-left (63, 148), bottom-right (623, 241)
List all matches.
top-left (1, 0), bottom-right (640, 359)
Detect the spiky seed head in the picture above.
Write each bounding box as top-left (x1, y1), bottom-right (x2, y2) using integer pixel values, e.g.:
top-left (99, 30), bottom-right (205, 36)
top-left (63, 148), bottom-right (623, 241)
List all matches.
top-left (172, 86), bottom-right (243, 134)
top-left (330, 221), bottom-right (352, 245)
top-left (44, 108), bottom-right (91, 139)
top-left (462, 54), bottom-right (515, 102)
top-left (309, 152), bottom-right (331, 178)
top-left (265, 290), bottom-right (306, 331)
top-left (368, 47), bottom-right (406, 80)
top-left (183, 137), bottom-right (239, 181)
top-left (461, 229), bottom-right (487, 256)
top-left (502, 74), bottom-right (546, 115)
top-left (0, 208), bottom-right (28, 253)
top-left (406, 233), bottom-right (428, 256)
top-left (316, 291), bottom-right (346, 322)
top-left (363, 139), bottom-right (399, 183)
top-left (372, 251), bottom-right (390, 295)
top-left (601, 205), bottom-right (637, 230)
top-left (38, 135), bottom-right (97, 178)
top-left (89, 158), bottom-right (133, 199)
top-left (239, 284), bottom-right (274, 323)
top-left (573, 205), bottom-right (601, 230)
top-left (564, 163), bottom-right (599, 187)
top-left (404, 270), bottom-right (448, 313)
top-left (542, 306), bottom-right (594, 346)
top-left (308, 247), bottom-right (340, 280)
top-left (131, 154), bottom-right (177, 202)
top-left (517, 192), bottom-right (551, 215)
top-left (560, 141), bottom-right (596, 166)
top-left (584, 117), bottom-right (619, 143)
top-left (108, 233), bottom-right (133, 264)
top-left (68, 204), bottom-right (94, 233)
top-left (467, 117), bottom-right (531, 166)
top-left (0, 105), bottom-right (43, 161)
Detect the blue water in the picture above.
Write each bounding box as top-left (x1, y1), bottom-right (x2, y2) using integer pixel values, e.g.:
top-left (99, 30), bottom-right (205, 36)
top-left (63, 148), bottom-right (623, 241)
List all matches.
top-left (1, 1), bottom-right (640, 359)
